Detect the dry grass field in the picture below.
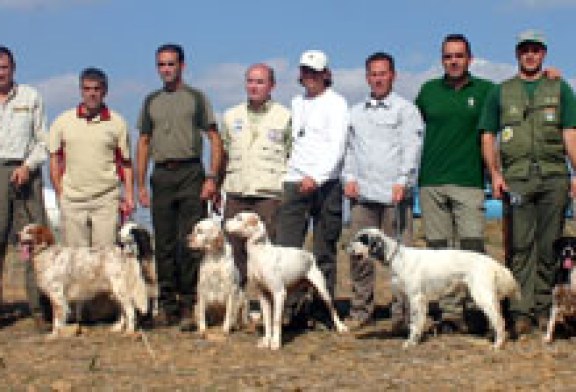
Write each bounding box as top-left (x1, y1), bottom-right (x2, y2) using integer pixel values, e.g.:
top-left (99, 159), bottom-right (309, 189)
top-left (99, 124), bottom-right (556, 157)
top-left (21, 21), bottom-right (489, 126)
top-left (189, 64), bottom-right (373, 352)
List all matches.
top-left (1, 219), bottom-right (576, 391)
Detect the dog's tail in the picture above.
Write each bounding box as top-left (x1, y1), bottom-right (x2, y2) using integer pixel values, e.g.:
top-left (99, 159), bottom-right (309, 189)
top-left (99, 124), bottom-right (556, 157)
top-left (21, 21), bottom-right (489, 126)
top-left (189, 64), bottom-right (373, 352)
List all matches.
top-left (127, 257), bottom-right (150, 314)
top-left (495, 263), bottom-right (521, 301)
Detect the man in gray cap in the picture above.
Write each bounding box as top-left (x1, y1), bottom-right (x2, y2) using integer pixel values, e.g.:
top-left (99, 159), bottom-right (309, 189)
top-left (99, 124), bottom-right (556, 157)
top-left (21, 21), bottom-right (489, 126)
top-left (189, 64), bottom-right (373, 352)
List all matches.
top-left (480, 30), bottom-right (576, 337)
top-left (276, 50), bottom-right (349, 329)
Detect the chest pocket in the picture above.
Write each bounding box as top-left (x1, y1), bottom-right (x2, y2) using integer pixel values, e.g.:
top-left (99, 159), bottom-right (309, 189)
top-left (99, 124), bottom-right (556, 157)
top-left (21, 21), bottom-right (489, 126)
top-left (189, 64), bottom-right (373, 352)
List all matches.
top-left (11, 108), bottom-right (33, 131)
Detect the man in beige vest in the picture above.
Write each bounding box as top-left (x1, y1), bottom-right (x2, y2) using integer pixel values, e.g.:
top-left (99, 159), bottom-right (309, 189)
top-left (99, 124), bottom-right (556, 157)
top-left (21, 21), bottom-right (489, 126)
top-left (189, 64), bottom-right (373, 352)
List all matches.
top-left (221, 63), bottom-right (291, 287)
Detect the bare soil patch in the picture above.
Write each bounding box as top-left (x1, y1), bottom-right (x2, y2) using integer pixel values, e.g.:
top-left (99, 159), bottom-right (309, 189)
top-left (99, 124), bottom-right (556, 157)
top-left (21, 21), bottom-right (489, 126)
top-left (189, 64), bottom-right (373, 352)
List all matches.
top-left (1, 220), bottom-right (576, 390)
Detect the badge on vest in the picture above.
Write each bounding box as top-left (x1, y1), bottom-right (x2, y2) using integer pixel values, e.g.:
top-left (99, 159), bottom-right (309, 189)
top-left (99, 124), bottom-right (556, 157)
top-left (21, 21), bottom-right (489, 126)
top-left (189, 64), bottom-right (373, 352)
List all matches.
top-left (267, 129), bottom-right (284, 143)
top-left (544, 108), bottom-right (557, 122)
top-left (502, 126), bottom-right (513, 143)
top-left (467, 97), bottom-right (475, 107)
top-left (508, 106), bottom-right (520, 116)
top-left (233, 119), bottom-right (243, 132)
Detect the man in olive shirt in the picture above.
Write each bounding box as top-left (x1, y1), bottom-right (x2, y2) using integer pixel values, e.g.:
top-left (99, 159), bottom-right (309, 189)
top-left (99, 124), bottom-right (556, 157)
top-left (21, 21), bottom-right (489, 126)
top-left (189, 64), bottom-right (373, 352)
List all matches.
top-left (136, 44), bottom-right (223, 328)
top-left (480, 30), bottom-right (576, 337)
top-left (415, 34), bottom-right (494, 330)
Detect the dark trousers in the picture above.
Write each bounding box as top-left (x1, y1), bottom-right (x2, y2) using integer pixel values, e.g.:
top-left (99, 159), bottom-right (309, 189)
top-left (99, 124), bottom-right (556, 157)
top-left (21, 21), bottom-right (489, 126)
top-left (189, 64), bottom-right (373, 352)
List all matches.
top-left (276, 180), bottom-right (343, 318)
top-left (151, 163), bottom-right (206, 314)
top-left (0, 165), bottom-right (49, 317)
top-left (224, 195), bottom-right (281, 287)
top-left (506, 173), bottom-right (569, 319)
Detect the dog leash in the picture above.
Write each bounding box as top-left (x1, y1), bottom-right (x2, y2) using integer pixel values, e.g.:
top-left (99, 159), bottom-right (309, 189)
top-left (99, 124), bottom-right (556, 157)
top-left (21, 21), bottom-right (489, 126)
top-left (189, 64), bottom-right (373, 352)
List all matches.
top-left (388, 202), bottom-right (403, 260)
top-left (10, 182), bottom-right (34, 224)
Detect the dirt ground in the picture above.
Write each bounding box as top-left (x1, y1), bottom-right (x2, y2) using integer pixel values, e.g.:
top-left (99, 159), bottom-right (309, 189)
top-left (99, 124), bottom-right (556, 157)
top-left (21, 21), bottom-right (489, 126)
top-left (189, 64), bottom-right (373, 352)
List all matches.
top-left (2, 220), bottom-right (576, 391)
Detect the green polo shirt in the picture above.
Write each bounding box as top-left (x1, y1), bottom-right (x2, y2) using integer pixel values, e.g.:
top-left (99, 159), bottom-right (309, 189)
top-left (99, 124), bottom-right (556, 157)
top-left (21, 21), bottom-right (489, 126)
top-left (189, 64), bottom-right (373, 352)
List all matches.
top-left (416, 74), bottom-right (494, 188)
top-left (478, 77), bottom-right (576, 134)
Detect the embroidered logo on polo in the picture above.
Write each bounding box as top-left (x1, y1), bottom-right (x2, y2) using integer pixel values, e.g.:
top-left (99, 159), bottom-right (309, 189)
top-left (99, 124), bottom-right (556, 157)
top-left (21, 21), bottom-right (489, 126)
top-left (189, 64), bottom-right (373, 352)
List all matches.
top-left (502, 126), bottom-right (513, 143)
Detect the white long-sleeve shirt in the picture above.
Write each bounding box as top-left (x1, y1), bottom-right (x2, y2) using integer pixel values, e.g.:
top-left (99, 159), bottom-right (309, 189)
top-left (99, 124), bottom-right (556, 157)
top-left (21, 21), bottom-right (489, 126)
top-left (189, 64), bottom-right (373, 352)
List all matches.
top-left (343, 92), bottom-right (424, 204)
top-left (0, 84), bottom-right (48, 170)
top-left (285, 88), bottom-right (349, 185)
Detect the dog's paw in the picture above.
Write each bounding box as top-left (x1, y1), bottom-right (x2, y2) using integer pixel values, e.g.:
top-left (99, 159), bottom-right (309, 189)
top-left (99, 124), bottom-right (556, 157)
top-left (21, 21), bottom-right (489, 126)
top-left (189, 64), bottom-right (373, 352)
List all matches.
top-left (110, 322), bottom-right (124, 333)
top-left (257, 337), bottom-right (271, 349)
top-left (402, 339), bottom-right (418, 349)
top-left (543, 334), bottom-right (553, 344)
top-left (335, 321), bottom-right (349, 333)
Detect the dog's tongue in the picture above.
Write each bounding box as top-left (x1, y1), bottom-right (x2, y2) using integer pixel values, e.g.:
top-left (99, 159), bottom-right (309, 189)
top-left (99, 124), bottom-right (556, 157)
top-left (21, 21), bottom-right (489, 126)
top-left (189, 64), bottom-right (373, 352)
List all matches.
top-left (564, 258), bottom-right (573, 269)
top-left (20, 244), bottom-right (30, 261)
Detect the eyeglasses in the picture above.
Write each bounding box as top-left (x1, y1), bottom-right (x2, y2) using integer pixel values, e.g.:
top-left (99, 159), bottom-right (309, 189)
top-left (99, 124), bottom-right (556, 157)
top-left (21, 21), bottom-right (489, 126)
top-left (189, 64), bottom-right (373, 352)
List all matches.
top-left (442, 53), bottom-right (467, 60)
top-left (157, 62), bottom-right (177, 67)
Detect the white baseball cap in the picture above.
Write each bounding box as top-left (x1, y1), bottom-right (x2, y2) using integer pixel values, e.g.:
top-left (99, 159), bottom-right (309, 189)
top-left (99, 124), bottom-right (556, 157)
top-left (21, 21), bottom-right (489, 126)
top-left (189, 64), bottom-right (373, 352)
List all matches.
top-left (299, 50), bottom-right (328, 71)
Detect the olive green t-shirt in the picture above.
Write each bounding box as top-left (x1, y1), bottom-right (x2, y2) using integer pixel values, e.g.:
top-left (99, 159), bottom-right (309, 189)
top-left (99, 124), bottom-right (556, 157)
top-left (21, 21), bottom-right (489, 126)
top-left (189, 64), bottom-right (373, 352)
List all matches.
top-left (478, 77), bottom-right (576, 134)
top-left (137, 84), bottom-right (216, 162)
top-left (416, 74), bottom-right (495, 188)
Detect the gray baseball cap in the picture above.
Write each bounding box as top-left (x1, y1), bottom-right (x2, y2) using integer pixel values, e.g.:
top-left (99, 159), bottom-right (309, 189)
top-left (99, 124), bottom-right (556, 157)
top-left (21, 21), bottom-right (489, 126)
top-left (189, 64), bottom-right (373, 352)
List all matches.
top-left (517, 30), bottom-right (547, 48)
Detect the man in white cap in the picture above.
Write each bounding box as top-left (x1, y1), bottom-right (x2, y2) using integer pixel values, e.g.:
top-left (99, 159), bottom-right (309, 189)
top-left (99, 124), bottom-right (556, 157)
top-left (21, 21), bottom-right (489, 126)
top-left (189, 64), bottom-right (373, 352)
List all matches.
top-left (480, 30), bottom-right (576, 337)
top-left (276, 50), bottom-right (349, 329)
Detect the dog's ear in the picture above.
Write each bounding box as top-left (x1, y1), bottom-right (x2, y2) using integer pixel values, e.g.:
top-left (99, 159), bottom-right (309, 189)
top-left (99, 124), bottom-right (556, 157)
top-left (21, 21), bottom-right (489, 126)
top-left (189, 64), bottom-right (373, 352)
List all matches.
top-left (368, 237), bottom-right (386, 261)
top-left (132, 228), bottom-right (154, 259)
top-left (553, 237), bottom-right (568, 255)
top-left (357, 233), bottom-right (371, 246)
top-left (211, 232), bottom-right (225, 252)
top-left (37, 226), bottom-right (55, 246)
top-left (246, 213), bottom-right (259, 229)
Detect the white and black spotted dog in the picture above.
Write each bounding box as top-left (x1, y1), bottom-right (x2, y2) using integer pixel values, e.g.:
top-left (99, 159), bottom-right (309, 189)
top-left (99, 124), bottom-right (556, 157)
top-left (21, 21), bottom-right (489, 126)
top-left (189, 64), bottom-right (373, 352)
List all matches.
top-left (188, 218), bottom-right (247, 336)
top-left (348, 228), bottom-right (520, 349)
top-left (118, 222), bottom-right (159, 318)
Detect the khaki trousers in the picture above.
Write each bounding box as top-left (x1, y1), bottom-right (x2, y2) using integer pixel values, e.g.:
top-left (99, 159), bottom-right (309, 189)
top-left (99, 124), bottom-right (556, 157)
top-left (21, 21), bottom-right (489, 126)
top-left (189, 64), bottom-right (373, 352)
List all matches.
top-left (348, 199), bottom-right (413, 322)
top-left (60, 188), bottom-right (119, 247)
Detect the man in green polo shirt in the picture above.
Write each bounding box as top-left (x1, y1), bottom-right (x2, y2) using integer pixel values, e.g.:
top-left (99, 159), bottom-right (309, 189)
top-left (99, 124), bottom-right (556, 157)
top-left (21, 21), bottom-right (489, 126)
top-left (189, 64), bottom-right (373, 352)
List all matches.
top-left (480, 30), bottom-right (576, 338)
top-left (415, 34), bottom-right (494, 331)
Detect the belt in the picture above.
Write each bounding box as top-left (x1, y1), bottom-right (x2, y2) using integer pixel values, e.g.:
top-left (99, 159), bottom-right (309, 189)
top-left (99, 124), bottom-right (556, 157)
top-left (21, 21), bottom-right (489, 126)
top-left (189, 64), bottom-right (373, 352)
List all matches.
top-left (0, 159), bottom-right (24, 166)
top-left (155, 158), bottom-right (201, 170)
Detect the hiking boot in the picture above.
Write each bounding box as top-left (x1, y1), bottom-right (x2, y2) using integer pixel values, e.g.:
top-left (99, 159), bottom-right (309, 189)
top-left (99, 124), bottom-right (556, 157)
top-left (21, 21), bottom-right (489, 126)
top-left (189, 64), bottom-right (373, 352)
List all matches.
top-left (32, 313), bottom-right (52, 333)
top-left (438, 317), bottom-right (467, 334)
top-left (536, 313), bottom-right (550, 332)
top-left (152, 309), bottom-right (179, 328)
top-left (389, 317), bottom-right (408, 336)
top-left (179, 306), bottom-right (196, 332)
top-left (344, 316), bottom-right (374, 332)
top-left (510, 315), bottom-right (533, 340)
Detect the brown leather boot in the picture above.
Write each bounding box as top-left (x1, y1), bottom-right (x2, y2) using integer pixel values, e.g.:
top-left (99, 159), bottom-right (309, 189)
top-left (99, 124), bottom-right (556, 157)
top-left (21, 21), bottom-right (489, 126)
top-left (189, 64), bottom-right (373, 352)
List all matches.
top-left (179, 305), bottom-right (196, 332)
top-left (32, 313), bottom-right (52, 333)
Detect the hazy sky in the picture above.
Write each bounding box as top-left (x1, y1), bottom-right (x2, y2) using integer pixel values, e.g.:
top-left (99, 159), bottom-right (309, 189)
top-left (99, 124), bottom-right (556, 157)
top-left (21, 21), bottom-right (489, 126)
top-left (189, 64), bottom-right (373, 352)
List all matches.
top-left (2, 0), bottom-right (576, 127)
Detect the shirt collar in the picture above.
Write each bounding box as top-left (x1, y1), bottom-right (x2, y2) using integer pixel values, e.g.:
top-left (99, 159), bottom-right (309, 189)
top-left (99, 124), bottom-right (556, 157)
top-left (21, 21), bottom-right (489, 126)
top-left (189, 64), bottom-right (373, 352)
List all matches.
top-left (76, 103), bottom-right (111, 122)
top-left (2, 83), bottom-right (18, 102)
top-left (364, 93), bottom-right (392, 109)
top-left (247, 99), bottom-right (272, 114)
top-left (442, 72), bottom-right (474, 90)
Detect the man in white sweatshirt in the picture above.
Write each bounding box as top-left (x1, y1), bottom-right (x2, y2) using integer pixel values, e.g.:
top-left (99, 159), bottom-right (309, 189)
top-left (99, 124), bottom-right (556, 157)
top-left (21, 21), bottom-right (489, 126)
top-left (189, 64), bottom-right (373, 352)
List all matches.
top-left (276, 50), bottom-right (349, 329)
